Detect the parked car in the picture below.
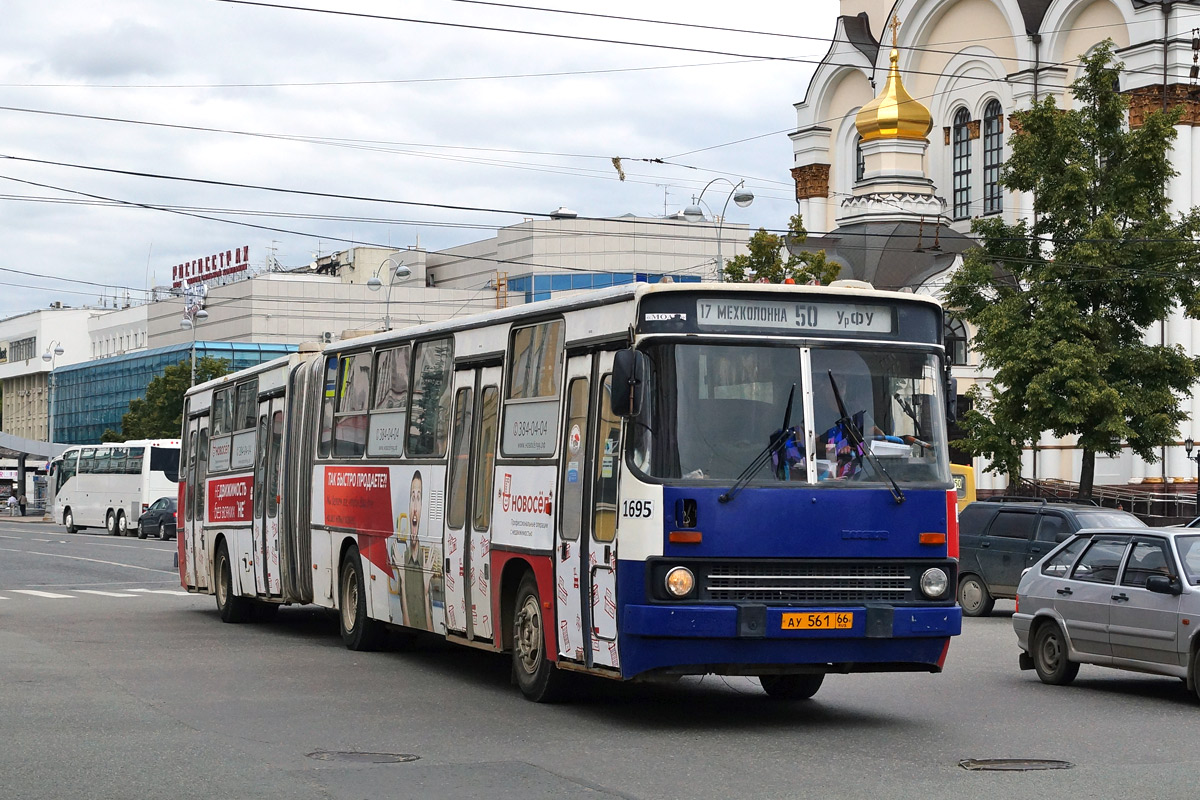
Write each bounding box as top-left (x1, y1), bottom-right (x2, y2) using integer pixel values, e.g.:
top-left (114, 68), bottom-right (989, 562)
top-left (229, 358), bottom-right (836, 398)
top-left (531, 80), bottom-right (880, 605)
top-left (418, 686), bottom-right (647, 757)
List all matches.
top-left (1014, 527), bottom-right (1200, 700)
top-left (957, 499), bottom-right (1145, 616)
top-left (137, 497), bottom-right (177, 540)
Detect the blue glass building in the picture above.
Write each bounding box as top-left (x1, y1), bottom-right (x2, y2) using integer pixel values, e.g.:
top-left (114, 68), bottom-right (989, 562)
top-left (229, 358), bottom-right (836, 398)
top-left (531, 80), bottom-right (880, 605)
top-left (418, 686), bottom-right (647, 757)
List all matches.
top-left (505, 272), bottom-right (700, 304)
top-left (52, 342), bottom-right (295, 444)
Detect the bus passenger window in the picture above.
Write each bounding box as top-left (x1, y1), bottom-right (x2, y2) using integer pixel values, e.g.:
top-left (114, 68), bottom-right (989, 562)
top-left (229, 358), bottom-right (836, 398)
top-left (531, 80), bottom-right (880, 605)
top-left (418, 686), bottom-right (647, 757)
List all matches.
top-left (593, 376), bottom-right (620, 543)
top-left (501, 320), bottom-right (563, 458)
top-left (318, 357), bottom-right (337, 459)
top-left (408, 338), bottom-right (454, 457)
top-left (447, 388), bottom-right (473, 530)
top-left (267, 412), bottom-right (283, 519)
top-left (368, 346), bottom-right (410, 458)
top-left (473, 387), bottom-right (499, 532)
top-left (560, 378), bottom-right (588, 541)
top-left (334, 352), bottom-right (372, 458)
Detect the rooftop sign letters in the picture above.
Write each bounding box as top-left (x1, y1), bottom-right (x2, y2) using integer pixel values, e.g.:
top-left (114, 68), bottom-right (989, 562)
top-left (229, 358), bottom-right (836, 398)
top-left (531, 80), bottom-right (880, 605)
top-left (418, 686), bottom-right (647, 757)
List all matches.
top-left (172, 245), bottom-right (250, 288)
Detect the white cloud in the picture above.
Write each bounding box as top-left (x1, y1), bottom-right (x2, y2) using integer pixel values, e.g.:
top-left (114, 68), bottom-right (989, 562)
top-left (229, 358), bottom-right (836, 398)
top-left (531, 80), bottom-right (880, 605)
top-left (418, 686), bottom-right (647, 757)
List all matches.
top-left (0, 0), bottom-right (839, 317)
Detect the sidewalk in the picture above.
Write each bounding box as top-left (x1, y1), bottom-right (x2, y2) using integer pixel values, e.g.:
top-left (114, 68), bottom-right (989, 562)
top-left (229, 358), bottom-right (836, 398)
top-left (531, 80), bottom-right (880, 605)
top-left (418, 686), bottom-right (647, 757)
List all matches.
top-left (2, 512), bottom-right (53, 523)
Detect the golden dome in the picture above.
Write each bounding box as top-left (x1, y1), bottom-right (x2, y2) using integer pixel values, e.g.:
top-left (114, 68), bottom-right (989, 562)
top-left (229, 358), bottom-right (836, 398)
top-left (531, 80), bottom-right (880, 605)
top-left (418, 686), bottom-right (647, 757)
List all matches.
top-left (855, 20), bottom-right (932, 142)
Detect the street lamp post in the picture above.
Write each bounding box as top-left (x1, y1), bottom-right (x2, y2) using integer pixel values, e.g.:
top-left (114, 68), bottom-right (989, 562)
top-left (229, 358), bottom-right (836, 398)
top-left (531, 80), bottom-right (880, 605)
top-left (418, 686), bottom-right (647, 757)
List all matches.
top-left (180, 309), bottom-right (209, 387)
top-left (1185, 438), bottom-right (1200, 516)
top-left (41, 341), bottom-right (64, 442)
top-left (683, 178), bottom-right (754, 282)
top-left (367, 255), bottom-right (413, 331)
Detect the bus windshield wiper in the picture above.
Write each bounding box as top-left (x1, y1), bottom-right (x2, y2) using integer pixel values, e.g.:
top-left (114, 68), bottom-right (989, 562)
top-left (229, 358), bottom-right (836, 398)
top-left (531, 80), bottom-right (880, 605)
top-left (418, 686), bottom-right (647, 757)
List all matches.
top-left (828, 371), bottom-right (904, 504)
top-left (718, 384), bottom-right (796, 504)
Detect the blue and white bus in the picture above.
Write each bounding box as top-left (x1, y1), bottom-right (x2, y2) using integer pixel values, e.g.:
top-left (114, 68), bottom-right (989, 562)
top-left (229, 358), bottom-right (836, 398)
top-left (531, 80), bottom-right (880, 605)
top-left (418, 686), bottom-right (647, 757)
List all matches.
top-left (179, 280), bottom-right (961, 701)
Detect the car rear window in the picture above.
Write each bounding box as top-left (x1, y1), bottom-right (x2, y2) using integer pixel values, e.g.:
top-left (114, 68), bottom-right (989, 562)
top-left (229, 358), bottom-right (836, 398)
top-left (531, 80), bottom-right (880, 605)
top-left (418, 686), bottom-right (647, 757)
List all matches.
top-left (1073, 511), bottom-right (1145, 529)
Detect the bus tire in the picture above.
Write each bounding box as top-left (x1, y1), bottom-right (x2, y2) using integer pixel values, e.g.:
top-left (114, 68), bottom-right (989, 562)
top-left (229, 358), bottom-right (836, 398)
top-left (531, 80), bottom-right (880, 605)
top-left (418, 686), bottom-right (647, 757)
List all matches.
top-left (215, 541), bottom-right (252, 623)
top-left (759, 673), bottom-right (825, 700)
top-left (106, 510), bottom-right (119, 536)
top-left (117, 511), bottom-right (128, 536)
top-left (338, 546), bottom-right (383, 651)
top-left (64, 508), bottom-right (77, 534)
top-left (511, 572), bottom-right (567, 703)
top-left (958, 574), bottom-right (995, 617)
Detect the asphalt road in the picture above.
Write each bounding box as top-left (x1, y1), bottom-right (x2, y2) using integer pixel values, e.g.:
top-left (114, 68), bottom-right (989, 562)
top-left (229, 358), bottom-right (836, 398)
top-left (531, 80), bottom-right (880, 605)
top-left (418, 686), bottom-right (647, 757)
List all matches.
top-left (2, 517), bottom-right (1199, 800)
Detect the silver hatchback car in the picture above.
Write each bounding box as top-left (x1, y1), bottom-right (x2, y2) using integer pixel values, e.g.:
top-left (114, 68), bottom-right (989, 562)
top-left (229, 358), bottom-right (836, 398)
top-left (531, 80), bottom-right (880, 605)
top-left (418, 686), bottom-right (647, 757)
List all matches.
top-left (1013, 528), bottom-right (1200, 699)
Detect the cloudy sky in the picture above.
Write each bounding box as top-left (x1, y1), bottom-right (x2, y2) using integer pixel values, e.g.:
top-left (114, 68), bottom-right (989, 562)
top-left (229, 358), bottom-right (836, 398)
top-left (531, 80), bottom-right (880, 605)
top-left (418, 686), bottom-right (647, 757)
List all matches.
top-left (0, 0), bottom-right (840, 318)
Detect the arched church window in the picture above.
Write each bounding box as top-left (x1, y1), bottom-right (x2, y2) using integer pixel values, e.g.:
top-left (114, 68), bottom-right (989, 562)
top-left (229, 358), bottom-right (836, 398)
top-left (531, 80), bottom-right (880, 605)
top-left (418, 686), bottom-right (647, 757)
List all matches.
top-left (855, 135), bottom-right (865, 183)
top-left (952, 108), bottom-right (972, 220)
top-left (983, 100), bottom-right (1003, 215)
top-left (944, 315), bottom-right (968, 366)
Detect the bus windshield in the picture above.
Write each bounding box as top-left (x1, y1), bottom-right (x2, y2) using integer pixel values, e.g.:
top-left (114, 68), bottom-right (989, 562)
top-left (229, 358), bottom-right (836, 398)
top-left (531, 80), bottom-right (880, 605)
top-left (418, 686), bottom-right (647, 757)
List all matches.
top-left (632, 342), bottom-right (950, 486)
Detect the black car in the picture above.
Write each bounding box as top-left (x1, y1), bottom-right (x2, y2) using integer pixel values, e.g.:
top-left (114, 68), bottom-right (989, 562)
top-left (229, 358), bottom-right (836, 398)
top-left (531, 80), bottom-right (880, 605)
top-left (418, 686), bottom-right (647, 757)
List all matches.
top-left (957, 498), bottom-right (1145, 616)
top-left (137, 497), bottom-right (178, 540)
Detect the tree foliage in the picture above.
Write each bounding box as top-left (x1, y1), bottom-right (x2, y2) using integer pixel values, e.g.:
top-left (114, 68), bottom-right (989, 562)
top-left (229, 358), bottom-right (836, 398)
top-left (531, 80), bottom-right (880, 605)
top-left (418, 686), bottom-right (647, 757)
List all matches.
top-left (944, 41), bottom-right (1200, 496)
top-left (723, 214), bottom-right (841, 285)
top-left (101, 357), bottom-right (231, 442)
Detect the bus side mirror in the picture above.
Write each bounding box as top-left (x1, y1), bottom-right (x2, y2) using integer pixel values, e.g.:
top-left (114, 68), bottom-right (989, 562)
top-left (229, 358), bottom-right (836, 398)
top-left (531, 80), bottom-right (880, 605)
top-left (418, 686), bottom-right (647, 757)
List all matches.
top-left (611, 349), bottom-right (646, 417)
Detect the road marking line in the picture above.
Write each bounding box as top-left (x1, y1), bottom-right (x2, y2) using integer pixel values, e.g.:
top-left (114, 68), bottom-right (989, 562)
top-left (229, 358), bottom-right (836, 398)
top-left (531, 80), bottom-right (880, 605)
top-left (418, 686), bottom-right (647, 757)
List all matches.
top-left (11, 590), bottom-right (75, 598)
top-left (0, 548), bottom-right (175, 574)
top-left (76, 590), bottom-right (138, 598)
top-left (138, 589), bottom-right (191, 595)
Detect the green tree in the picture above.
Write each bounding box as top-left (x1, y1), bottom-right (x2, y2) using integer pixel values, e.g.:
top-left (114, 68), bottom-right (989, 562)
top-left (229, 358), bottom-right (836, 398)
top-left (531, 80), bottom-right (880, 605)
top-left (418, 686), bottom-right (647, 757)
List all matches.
top-left (944, 41), bottom-right (1200, 497)
top-left (723, 214), bottom-right (841, 285)
top-left (101, 357), bottom-right (230, 442)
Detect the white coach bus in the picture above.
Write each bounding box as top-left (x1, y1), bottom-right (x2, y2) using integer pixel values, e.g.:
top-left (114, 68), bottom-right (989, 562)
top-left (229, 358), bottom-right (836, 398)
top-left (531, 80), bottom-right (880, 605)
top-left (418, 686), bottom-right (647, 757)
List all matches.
top-left (50, 439), bottom-right (181, 535)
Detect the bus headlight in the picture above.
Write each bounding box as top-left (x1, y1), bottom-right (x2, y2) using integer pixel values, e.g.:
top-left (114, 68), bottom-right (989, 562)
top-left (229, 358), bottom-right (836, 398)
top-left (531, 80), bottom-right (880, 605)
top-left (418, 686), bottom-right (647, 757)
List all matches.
top-left (665, 567), bottom-right (695, 598)
top-left (919, 568), bottom-right (949, 599)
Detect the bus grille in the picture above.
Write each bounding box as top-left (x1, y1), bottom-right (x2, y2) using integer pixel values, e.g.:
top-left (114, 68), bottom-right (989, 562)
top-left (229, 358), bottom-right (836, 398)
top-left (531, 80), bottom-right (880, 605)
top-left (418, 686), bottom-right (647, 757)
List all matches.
top-left (704, 563), bottom-right (913, 603)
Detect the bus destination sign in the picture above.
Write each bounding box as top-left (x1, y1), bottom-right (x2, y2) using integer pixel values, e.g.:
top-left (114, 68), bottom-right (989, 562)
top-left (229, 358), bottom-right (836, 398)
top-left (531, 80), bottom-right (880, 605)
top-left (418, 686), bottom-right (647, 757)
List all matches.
top-left (695, 299), bottom-right (893, 333)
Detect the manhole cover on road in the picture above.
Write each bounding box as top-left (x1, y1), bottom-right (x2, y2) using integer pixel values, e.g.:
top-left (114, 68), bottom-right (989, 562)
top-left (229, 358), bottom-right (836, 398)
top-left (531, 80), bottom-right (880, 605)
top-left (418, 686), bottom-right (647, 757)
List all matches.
top-left (959, 758), bottom-right (1074, 771)
top-left (306, 751), bottom-right (420, 764)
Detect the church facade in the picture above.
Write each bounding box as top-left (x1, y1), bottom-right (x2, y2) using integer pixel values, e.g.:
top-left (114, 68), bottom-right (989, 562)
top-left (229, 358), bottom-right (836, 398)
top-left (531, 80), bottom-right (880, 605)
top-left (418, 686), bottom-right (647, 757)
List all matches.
top-left (792, 0), bottom-right (1200, 493)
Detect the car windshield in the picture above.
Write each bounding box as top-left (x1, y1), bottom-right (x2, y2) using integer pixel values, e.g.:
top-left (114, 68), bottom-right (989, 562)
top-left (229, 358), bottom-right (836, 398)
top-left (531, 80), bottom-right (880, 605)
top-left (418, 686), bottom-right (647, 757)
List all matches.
top-left (1177, 535), bottom-right (1200, 585)
top-left (1074, 511), bottom-right (1146, 529)
top-left (630, 342), bottom-right (950, 486)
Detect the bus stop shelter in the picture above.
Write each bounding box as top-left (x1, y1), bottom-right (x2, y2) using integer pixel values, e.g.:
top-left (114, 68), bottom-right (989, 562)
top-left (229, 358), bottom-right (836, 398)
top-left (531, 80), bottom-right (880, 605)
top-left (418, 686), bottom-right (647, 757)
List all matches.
top-left (0, 432), bottom-right (66, 513)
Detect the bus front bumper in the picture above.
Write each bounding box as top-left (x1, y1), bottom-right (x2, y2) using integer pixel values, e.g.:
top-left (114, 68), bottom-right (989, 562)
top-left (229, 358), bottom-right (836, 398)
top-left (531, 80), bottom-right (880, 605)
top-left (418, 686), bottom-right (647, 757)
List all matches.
top-left (617, 603), bottom-right (961, 679)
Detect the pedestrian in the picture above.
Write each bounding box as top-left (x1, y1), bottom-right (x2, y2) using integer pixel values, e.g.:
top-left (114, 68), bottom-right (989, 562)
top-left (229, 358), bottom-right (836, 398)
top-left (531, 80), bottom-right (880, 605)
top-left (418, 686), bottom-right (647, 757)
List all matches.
top-left (17, 493), bottom-right (27, 516)
top-left (5, 495), bottom-right (16, 516)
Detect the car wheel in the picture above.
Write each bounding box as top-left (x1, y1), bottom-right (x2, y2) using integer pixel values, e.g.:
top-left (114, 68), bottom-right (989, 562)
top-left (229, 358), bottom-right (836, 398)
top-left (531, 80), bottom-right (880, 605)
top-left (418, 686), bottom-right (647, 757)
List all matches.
top-left (512, 571), bottom-right (567, 702)
top-left (215, 541), bottom-right (252, 623)
top-left (1032, 621), bottom-right (1079, 686)
top-left (64, 508), bottom-right (77, 534)
top-left (1192, 649), bottom-right (1200, 704)
top-left (338, 546), bottom-right (384, 651)
top-left (106, 510), bottom-right (119, 536)
top-left (759, 674), bottom-right (825, 700)
top-left (137, 520), bottom-right (148, 539)
top-left (157, 522), bottom-right (166, 540)
top-left (958, 574), bottom-right (995, 617)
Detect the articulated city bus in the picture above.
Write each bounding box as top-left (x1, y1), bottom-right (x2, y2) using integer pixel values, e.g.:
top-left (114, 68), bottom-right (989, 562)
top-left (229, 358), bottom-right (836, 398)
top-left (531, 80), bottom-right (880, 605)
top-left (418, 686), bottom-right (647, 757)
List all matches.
top-left (178, 281), bottom-right (962, 701)
top-left (50, 439), bottom-right (181, 535)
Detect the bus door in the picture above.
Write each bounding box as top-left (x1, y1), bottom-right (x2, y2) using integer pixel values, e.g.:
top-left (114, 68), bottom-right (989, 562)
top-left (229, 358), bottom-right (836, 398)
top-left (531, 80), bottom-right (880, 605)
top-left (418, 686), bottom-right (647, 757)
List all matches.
top-left (252, 397), bottom-right (286, 597)
top-left (183, 416), bottom-right (211, 590)
top-left (587, 353), bottom-right (621, 670)
top-left (555, 355), bottom-right (591, 664)
top-left (445, 366), bottom-right (501, 641)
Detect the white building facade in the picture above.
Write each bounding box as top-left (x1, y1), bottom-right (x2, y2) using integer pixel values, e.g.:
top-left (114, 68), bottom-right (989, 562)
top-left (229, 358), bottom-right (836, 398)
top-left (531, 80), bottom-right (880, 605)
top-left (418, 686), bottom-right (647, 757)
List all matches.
top-left (793, 0), bottom-right (1200, 493)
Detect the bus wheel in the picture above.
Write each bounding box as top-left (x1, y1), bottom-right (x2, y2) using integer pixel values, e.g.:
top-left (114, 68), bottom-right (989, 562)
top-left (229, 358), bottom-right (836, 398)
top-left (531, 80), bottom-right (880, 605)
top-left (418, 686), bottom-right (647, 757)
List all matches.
top-left (512, 572), bottom-right (566, 703)
top-left (958, 575), bottom-right (995, 617)
top-left (117, 511), bottom-right (128, 536)
top-left (215, 541), bottom-right (252, 623)
top-left (64, 508), bottom-right (77, 534)
top-left (759, 673), bottom-right (825, 700)
top-left (338, 546), bottom-right (383, 651)
top-left (106, 510), bottom-right (119, 536)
